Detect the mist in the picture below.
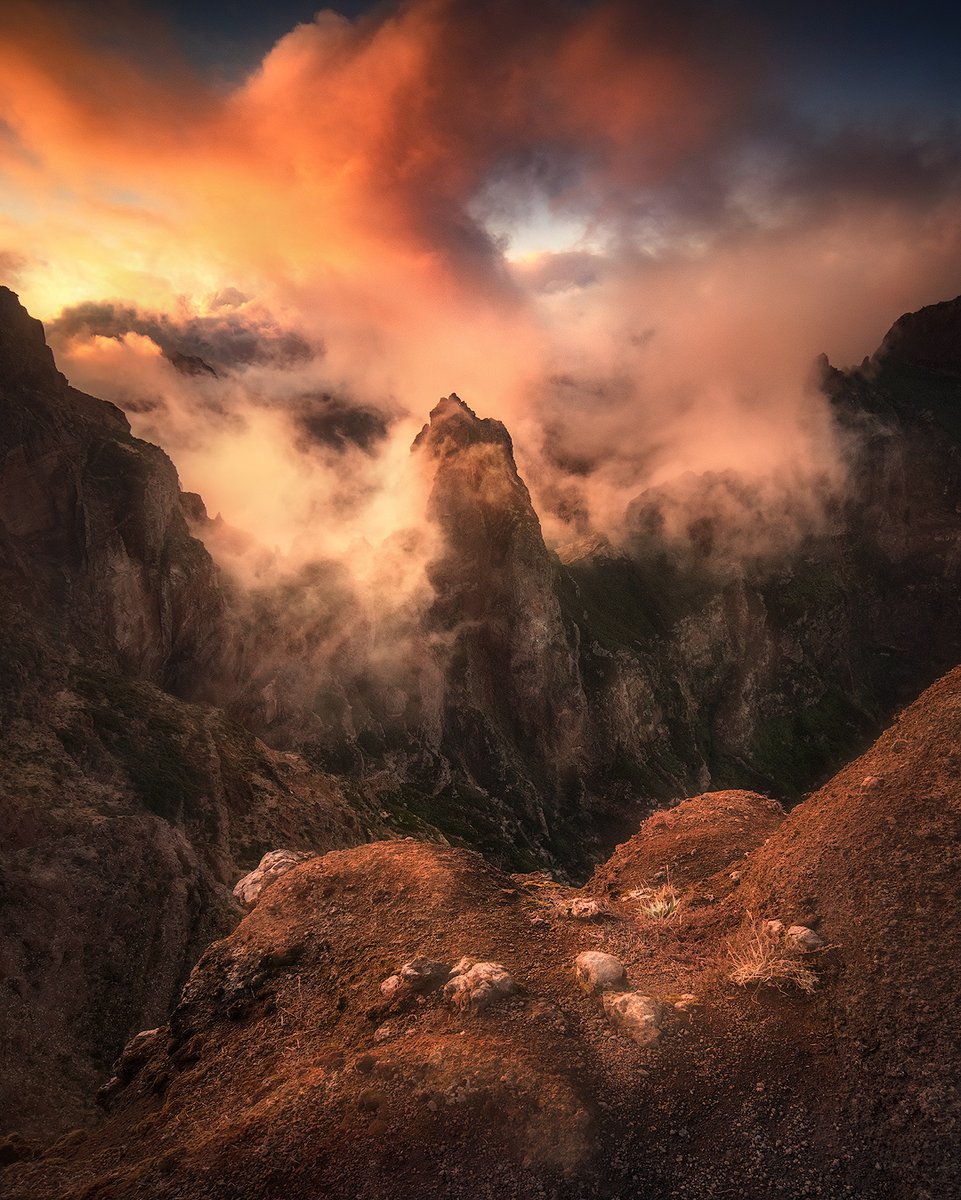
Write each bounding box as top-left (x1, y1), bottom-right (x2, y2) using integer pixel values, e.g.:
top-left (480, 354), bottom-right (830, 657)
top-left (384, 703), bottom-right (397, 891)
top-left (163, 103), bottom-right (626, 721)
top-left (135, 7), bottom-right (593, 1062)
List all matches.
top-left (3, 0), bottom-right (961, 584)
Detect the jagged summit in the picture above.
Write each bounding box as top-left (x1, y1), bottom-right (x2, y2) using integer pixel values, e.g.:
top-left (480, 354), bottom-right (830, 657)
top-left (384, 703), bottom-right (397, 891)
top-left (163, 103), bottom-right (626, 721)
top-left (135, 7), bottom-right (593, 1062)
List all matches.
top-left (412, 392), bottom-right (515, 459)
top-left (0, 285), bottom-right (64, 392)
top-left (874, 293), bottom-right (961, 375)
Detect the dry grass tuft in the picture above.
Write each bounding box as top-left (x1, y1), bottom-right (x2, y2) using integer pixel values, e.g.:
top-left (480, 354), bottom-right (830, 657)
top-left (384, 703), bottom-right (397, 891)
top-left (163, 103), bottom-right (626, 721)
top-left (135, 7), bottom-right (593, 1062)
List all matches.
top-left (627, 883), bottom-right (682, 920)
top-left (728, 920), bottom-right (819, 993)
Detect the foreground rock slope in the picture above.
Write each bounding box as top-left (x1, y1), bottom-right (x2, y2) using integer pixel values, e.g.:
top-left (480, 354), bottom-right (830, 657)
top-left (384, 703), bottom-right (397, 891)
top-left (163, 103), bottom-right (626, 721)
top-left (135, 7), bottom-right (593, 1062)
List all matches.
top-left (5, 665), bottom-right (959, 1199)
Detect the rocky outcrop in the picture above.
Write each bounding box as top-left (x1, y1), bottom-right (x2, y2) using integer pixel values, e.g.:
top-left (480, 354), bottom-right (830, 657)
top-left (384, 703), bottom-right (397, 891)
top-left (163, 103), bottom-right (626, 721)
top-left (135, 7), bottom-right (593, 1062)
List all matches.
top-left (412, 395), bottom-right (590, 857)
top-left (233, 849), bottom-right (317, 909)
top-left (0, 290), bottom-right (377, 1139)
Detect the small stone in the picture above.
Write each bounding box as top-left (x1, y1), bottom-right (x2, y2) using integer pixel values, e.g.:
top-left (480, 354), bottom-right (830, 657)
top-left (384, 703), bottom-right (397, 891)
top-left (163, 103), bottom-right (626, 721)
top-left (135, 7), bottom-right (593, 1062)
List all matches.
top-left (786, 925), bottom-right (825, 952)
top-left (443, 962), bottom-right (515, 1014)
top-left (671, 994), bottom-right (699, 1012)
top-left (574, 951), bottom-right (627, 995)
top-left (569, 898), bottom-right (603, 921)
top-left (602, 991), bottom-right (663, 1046)
top-left (379, 974), bottom-right (407, 1000)
top-left (763, 919), bottom-right (785, 938)
top-left (860, 775), bottom-right (883, 792)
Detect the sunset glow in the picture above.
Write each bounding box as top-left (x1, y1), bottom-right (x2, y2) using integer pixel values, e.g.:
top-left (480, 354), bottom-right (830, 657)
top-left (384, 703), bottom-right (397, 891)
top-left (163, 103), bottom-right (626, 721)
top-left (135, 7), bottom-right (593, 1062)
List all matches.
top-left (3, 0), bottom-right (961, 558)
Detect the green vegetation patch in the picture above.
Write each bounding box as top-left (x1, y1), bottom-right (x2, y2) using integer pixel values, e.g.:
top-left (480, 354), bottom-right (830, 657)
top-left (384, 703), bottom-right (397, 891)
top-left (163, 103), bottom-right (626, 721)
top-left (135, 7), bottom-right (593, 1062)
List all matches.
top-left (72, 668), bottom-right (209, 821)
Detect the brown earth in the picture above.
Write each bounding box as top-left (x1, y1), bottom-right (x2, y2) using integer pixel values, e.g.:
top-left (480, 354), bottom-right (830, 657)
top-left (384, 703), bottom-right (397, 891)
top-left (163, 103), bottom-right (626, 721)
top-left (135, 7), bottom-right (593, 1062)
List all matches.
top-left (7, 666), bottom-right (960, 1198)
top-left (589, 788), bottom-right (786, 898)
top-left (740, 665), bottom-right (961, 1200)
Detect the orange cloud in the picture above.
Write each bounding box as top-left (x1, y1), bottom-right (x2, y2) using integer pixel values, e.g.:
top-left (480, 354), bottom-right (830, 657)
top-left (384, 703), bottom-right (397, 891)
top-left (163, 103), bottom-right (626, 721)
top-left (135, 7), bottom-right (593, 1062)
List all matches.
top-left (1, 0), bottom-right (960, 567)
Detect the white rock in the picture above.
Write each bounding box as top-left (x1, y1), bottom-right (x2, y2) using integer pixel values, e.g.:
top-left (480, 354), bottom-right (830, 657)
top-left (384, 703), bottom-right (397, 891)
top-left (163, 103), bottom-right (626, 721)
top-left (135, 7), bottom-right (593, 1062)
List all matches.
top-left (232, 849), bottom-right (315, 908)
top-left (448, 956), bottom-right (477, 978)
top-left (443, 962), bottom-right (515, 1013)
top-left (602, 991), bottom-right (663, 1046)
top-left (380, 974), bottom-right (407, 1000)
top-left (763, 919), bottom-right (785, 938)
top-left (570, 898), bottom-right (603, 920)
top-left (786, 925), bottom-right (825, 951)
top-left (574, 951), bottom-right (627, 995)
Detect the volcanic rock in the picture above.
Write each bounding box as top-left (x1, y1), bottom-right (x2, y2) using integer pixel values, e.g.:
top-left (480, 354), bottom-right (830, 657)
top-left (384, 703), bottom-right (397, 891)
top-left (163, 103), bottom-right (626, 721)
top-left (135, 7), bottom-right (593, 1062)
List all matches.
top-left (443, 960), bottom-right (516, 1013)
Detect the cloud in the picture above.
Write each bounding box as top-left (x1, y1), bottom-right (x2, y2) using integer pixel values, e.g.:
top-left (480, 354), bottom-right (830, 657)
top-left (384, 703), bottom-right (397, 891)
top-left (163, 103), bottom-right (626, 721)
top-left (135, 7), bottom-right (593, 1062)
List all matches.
top-left (1, 0), bottom-right (960, 579)
top-left (48, 297), bottom-right (315, 368)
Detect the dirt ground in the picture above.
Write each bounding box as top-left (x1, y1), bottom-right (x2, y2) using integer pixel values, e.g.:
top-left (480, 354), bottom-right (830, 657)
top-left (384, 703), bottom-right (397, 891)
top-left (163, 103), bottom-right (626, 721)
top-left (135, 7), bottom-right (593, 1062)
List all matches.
top-left (4, 670), bottom-right (961, 1199)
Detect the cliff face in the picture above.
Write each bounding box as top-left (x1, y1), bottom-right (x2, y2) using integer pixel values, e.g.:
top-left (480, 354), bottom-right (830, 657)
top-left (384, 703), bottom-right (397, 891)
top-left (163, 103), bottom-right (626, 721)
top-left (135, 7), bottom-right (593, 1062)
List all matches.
top-left (0, 289), bottom-right (376, 1138)
top-left (412, 396), bottom-right (590, 854)
top-left (0, 286), bottom-right (226, 699)
top-left (553, 318), bottom-right (961, 827)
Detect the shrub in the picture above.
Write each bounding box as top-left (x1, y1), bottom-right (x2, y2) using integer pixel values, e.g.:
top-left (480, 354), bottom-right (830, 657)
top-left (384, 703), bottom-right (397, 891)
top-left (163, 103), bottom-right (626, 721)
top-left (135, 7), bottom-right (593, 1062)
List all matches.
top-left (727, 919), bottom-right (818, 993)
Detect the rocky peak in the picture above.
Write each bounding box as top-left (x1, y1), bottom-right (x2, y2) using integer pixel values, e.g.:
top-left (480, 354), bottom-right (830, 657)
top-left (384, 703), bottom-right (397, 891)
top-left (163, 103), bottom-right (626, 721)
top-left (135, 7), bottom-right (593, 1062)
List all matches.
top-left (874, 293), bottom-right (961, 375)
top-left (412, 393), bottom-right (516, 463)
top-left (0, 286), bottom-right (65, 393)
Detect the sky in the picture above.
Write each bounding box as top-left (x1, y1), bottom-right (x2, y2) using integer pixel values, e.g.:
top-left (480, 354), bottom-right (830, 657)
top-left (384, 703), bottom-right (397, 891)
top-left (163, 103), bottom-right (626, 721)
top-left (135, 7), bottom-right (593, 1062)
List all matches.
top-left (2, 0), bottom-right (961, 567)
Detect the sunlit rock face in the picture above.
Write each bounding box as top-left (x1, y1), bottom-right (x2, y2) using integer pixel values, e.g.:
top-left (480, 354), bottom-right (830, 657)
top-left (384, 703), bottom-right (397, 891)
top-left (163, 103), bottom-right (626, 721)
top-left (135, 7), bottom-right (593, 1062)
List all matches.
top-left (413, 394), bottom-right (590, 852)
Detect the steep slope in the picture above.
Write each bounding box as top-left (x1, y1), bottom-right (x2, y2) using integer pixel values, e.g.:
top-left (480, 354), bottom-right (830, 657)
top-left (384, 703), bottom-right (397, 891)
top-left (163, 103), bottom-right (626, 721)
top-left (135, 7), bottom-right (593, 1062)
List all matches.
top-left (0, 287), bottom-right (225, 699)
top-left (9, 665), bottom-right (958, 1198)
top-left (0, 289), bottom-right (377, 1139)
top-left (741, 664), bottom-right (961, 1199)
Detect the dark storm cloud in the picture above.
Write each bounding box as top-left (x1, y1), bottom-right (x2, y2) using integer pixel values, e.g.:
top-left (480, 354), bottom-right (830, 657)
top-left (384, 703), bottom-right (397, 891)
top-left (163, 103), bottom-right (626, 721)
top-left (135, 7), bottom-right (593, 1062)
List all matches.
top-left (48, 299), bottom-right (316, 369)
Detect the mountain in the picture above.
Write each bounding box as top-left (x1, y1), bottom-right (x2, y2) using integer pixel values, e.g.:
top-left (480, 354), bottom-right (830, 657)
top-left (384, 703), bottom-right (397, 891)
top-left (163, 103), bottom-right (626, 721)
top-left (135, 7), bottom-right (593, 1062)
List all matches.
top-left (2, 284), bottom-right (961, 1160)
top-left (5, 663), bottom-right (957, 1199)
top-left (0, 288), bottom-right (381, 1138)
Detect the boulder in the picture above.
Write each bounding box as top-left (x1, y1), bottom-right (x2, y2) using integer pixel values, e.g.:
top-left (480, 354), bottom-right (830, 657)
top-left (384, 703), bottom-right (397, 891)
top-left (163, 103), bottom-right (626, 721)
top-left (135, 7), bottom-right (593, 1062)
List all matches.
top-left (443, 961), bottom-right (515, 1013)
top-left (233, 850), bottom-right (316, 909)
top-left (574, 951), bottom-right (627, 995)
